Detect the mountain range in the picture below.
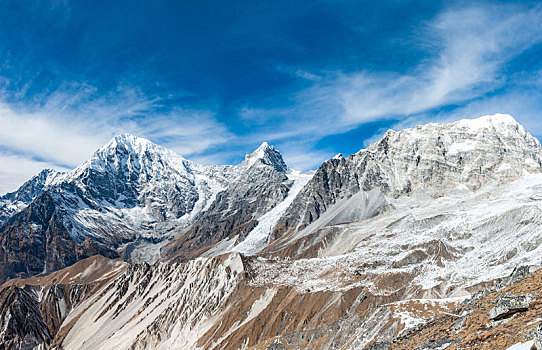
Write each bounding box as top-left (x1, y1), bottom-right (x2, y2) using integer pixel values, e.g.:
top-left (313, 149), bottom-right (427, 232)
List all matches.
top-left (1, 113), bottom-right (542, 349)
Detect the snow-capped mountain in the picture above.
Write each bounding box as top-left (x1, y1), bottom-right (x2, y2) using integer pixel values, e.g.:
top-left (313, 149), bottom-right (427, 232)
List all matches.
top-left (268, 113), bottom-right (541, 243)
top-left (162, 142), bottom-right (309, 262)
top-left (2, 113), bottom-right (542, 349)
top-left (0, 135), bottom-right (296, 281)
top-left (0, 168), bottom-right (65, 226)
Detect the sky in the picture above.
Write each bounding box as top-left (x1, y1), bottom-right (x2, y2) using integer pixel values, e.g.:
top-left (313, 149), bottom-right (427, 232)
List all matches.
top-left (1, 0), bottom-right (542, 194)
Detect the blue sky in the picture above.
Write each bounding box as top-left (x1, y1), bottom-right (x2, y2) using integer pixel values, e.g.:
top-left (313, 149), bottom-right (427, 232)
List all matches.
top-left (1, 0), bottom-right (542, 193)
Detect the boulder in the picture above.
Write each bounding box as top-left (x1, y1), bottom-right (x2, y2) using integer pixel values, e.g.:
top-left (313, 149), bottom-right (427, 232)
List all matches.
top-left (488, 293), bottom-right (536, 320)
top-left (415, 337), bottom-right (457, 349)
top-left (267, 341), bottom-right (287, 350)
top-left (365, 341), bottom-right (391, 350)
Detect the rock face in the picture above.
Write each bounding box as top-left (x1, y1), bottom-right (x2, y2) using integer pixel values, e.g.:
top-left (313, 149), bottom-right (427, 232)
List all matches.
top-left (535, 323), bottom-right (542, 350)
top-left (0, 137), bottom-right (295, 281)
top-left (1, 253), bottom-right (245, 350)
top-left (0, 191), bottom-right (122, 282)
top-left (0, 256), bottom-right (126, 350)
top-left (0, 168), bottom-right (64, 226)
top-left (270, 114), bottom-right (541, 240)
top-left (0, 286), bottom-right (52, 350)
top-left (163, 144), bottom-right (293, 261)
top-left (488, 293), bottom-right (536, 320)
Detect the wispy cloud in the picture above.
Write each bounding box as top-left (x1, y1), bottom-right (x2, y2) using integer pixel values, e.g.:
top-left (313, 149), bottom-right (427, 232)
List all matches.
top-left (240, 3), bottom-right (542, 168)
top-left (123, 108), bottom-right (233, 156)
top-left (0, 81), bottom-right (233, 193)
top-left (2, 2), bottom-right (542, 193)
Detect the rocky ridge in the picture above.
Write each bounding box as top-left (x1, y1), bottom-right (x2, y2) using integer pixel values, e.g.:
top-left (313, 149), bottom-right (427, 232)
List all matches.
top-left (268, 114), bottom-right (541, 243)
top-left (0, 136), bottom-right (295, 282)
top-left (0, 114), bottom-right (541, 349)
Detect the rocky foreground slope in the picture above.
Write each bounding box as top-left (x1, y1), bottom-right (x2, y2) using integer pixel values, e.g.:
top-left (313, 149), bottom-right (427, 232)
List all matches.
top-left (1, 114), bottom-right (542, 349)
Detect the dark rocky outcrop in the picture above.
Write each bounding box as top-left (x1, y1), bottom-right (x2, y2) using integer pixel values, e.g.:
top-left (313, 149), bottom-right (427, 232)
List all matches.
top-left (0, 191), bottom-right (121, 283)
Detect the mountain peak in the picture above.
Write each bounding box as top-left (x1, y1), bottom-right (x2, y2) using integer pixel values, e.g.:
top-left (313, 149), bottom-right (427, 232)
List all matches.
top-left (97, 133), bottom-right (188, 161)
top-left (359, 113), bottom-right (542, 194)
top-left (243, 142), bottom-right (289, 172)
top-left (374, 114), bottom-right (531, 149)
top-left (107, 133), bottom-right (155, 152)
top-left (453, 113), bottom-right (520, 131)
top-left (0, 168), bottom-right (64, 203)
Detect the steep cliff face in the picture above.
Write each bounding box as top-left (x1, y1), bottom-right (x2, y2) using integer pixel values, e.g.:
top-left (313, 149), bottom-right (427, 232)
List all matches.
top-left (270, 114), bottom-right (542, 241)
top-left (0, 189), bottom-right (121, 281)
top-left (60, 253), bottom-right (246, 350)
top-left (0, 168), bottom-right (65, 227)
top-left (162, 143), bottom-right (295, 261)
top-left (66, 134), bottom-right (218, 221)
top-left (0, 256), bottom-right (126, 350)
top-left (0, 137), bottom-right (295, 281)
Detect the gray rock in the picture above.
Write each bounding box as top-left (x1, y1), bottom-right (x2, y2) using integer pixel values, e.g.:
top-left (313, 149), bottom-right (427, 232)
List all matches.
top-left (507, 266), bottom-right (541, 285)
top-left (415, 337), bottom-right (457, 349)
top-left (534, 323), bottom-right (542, 350)
top-left (494, 265), bottom-right (542, 290)
top-left (488, 293), bottom-right (536, 320)
top-left (267, 341), bottom-right (287, 350)
top-left (365, 341), bottom-right (390, 349)
top-left (452, 315), bottom-right (467, 332)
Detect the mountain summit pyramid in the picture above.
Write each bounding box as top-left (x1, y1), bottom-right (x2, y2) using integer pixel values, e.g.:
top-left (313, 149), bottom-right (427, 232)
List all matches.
top-left (243, 141), bottom-right (290, 172)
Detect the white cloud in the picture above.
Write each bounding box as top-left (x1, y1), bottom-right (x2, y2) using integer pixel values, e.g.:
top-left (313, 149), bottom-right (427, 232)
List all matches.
top-left (0, 151), bottom-right (70, 194)
top-left (316, 3), bottom-right (542, 129)
top-left (124, 108), bottom-right (233, 156)
top-left (235, 3), bottom-right (542, 170)
top-left (0, 103), bottom-right (109, 167)
top-left (0, 83), bottom-right (158, 167)
top-left (0, 82), bottom-right (233, 190)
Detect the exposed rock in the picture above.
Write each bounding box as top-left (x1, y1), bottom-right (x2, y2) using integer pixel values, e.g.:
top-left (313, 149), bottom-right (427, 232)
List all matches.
top-left (365, 341), bottom-right (391, 349)
top-left (534, 323), bottom-right (542, 350)
top-left (501, 265), bottom-right (541, 288)
top-left (389, 268), bottom-right (542, 349)
top-left (266, 341), bottom-right (287, 350)
top-left (270, 114), bottom-right (542, 242)
top-left (415, 337), bottom-right (457, 349)
top-left (0, 191), bottom-right (122, 282)
top-left (488, 293), bottom-right (536, 320)
top-left (0, 256), bottom-right (125, 349)
top-left (0, 168), bottom-right (65, 227)
top-left (0, 286), bottom-right (51, 350)
top-left (163, 151), bottom-right (292, 261)
top-left (452, 315), bottom-right (467, 332)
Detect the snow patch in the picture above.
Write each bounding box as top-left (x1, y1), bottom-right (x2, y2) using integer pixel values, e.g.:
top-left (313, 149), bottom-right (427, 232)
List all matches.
top-left (506, 340), bottom-right (535, 350)
top-left (232, 171), bottom-right (312, 255)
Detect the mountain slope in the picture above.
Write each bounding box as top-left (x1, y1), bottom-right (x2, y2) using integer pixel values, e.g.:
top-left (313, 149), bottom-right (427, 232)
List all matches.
top-left (0, 168), bottom-right (65, 227)
top-left (162, 143), bottom-right (299, 261)
top-left (0, 136), bottom-right (295, 282)
top-left (268, 114), bottom-right (542, 247)
top-left (1, 114), bottom-right (542, 349)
